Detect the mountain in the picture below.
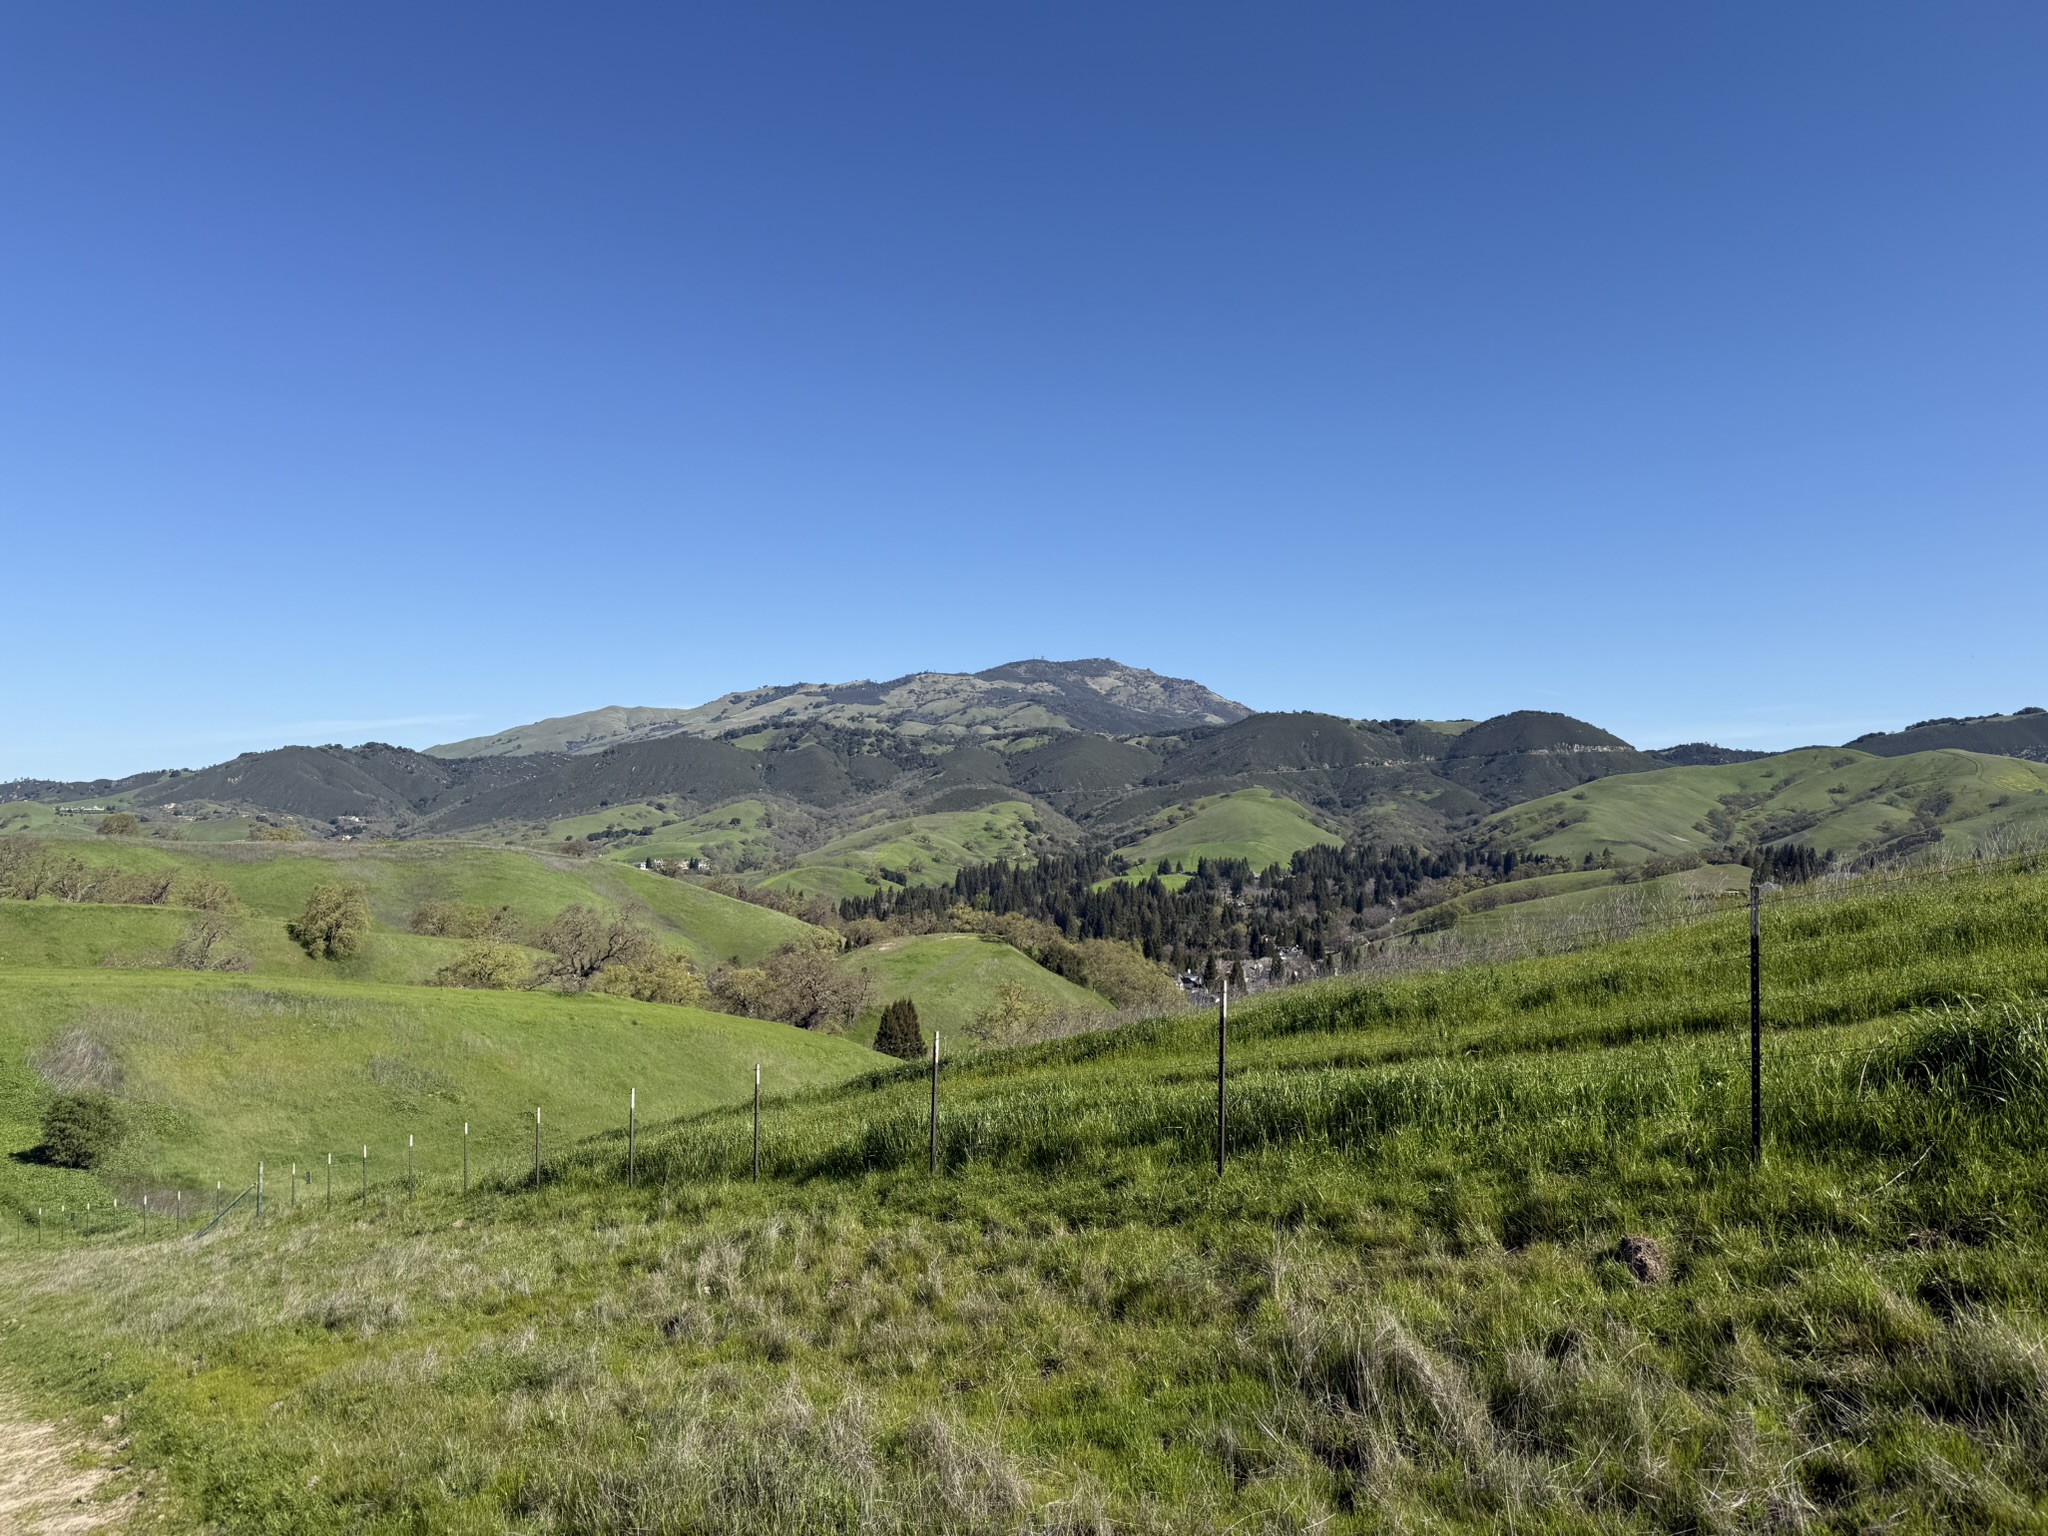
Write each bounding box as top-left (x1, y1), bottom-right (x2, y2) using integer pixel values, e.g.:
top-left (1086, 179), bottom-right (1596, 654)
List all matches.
top-left (426, 658), bottom-right (1250, 758)
top-left (1844, 708), bottom-right (2048, 762)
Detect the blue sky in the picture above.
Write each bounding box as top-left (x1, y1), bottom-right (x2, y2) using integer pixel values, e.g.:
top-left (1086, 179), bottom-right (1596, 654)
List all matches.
top-left (3, 3), bottom-right (2043, 779)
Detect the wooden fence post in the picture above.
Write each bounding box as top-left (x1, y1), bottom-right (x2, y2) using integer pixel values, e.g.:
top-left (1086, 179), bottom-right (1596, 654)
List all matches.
top-left (753, 1065), bottom-right (761, 1182)
top-left (628, 1088), bottom-right (637, 1186)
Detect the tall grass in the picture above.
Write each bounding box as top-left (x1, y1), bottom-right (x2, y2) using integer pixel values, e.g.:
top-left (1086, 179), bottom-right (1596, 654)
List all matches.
top-left (4, 859), bottom-right (2048, 1532)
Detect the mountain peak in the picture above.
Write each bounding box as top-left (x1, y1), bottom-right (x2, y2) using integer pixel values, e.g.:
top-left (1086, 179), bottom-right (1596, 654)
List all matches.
top-left (426, 659), bottom-right (1249, 758)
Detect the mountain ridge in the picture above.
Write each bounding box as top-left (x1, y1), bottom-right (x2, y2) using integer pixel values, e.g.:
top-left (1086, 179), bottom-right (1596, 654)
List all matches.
top-left (426, 658), bottom-right (1250, 758)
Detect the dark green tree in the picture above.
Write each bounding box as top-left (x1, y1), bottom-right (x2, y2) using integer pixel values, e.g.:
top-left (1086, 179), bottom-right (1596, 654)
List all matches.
top-left (41, 1091), bottom-right (123, 1168)
top-left (874, 997), bottom-right (925, 1060)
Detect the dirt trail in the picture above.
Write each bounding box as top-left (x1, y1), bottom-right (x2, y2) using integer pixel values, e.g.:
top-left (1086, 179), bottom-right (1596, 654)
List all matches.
top-left (0, 1406), bottom-right (123, 1533)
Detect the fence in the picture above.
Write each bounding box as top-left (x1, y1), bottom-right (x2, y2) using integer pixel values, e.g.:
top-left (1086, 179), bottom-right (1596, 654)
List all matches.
top-left (5, 847), bottom-right (2045, 1249)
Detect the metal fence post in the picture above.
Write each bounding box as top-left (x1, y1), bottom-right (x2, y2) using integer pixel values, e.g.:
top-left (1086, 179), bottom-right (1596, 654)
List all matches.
top-left (753, 1065), bottom-right (761, 1182)
top-left (628, 1088), bottom-right (637, 1186)
top-left (929, 1031), bottom-right (940, 1175)
top-left (1217, 979), bottom-right (1229, 1178)
top-left (1750, 883), bottom-right (1763, 1164)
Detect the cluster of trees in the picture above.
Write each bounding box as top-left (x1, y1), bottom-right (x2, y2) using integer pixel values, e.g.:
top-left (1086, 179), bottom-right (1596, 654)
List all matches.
top-left (706, 932), bottom-right (871, 1030)
top-left (0, 836), bottom-right (237, 912)
top-left (836, 841), bottom-right (1526, 979)
top-left (1749, 843), bottom-right (1831, 885)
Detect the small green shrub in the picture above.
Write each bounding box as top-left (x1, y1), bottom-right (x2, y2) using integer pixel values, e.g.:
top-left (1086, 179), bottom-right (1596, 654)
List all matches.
top-left (289, 881), bottom-right (372, 959)
top-left (40, 1091), bottom-right (124, 1168)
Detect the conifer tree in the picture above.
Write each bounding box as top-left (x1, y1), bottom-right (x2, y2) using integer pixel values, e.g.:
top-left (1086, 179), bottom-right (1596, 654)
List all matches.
top-left (874, 997), bottom-right (925, 1060)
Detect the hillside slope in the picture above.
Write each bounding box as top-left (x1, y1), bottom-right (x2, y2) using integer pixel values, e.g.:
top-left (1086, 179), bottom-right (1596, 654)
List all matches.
top-left (6, 861), bottom-right (2048, 1531)
top-left (1483, 746), bottom-right (2048, 865)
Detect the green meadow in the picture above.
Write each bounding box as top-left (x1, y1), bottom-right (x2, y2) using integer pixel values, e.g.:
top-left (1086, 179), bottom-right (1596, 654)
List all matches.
top-left (8, 838), bottom-right (819, 968)
top-left (1487, 746), bottom-right (2048, 865)
top-left (843, 933), bottom-right (1110, 1048)
top-left (6, 858), bottom-right (2048, 1530)
top-left (1113, 787), bottom-right (1340, 876)
top-left (759, 802), bottom-right (1040, 901)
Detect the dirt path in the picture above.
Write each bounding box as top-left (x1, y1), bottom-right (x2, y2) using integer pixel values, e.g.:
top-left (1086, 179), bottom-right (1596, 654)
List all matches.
top-left (0, 1406), bottom-right (124, 1534)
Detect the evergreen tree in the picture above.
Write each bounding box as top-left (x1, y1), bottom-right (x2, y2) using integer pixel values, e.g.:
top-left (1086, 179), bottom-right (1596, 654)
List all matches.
top-left (874, 997), bottom-right (925, 1060)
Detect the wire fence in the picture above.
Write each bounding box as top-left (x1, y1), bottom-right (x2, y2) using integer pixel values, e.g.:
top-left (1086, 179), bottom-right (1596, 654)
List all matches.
top-left (6, 846), bottom-right (2046, 1249)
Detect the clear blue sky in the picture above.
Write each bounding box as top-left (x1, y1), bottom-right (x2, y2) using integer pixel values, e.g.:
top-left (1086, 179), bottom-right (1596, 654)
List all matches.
top-left (4, 3), bottom-right (2043, 780)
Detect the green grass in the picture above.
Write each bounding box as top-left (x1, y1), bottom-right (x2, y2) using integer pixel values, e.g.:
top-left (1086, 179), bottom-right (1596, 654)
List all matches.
top-left (1488, 745), bottom-right (2048, 865)
top-left (7, 861), bottom-right (2048, 1531)
top-left (0, 967), bottom-right (878, 1226)
top-left (841, 933), bottom-right (1110, 1048)
top-left (1445, 862), bottom-right (1755, 938)
top-left (758, 803), bottom-right (1039, 901)
top-left (7, 839), bottom-right (820, 968)
top-left (1112, 787), bottom-right (1339, 877)
top-left (600, 798), bottom-right (783, 869)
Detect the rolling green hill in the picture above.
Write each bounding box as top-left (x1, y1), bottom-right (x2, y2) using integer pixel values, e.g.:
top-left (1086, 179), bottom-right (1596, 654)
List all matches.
top-left (1484, 746), bottom-right (2048, 865)
top-left (757, 802), bottom-right (1040, 902)
top-left (842, 933), bottom-right (1111, 1047)
top-left (1113, 787), bottom-right (1340, 875)
top-left (5, 840), bottom-right (821, 969)
top-left (7, 860), bottom-right (2048, 1530)
top-left (0, 967), bottom-right (878, 1226)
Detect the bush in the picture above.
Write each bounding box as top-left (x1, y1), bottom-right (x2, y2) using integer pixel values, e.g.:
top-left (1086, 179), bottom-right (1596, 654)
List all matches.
top-left (874, 997), bottom-right (925, 1059)
top-left (249, 822), bottom-right (304, 841)
top-left (40, 1092), bottom-right (124, 1169)
top-left (598, 951), bottom-right (707, 1006)
top-left (96, 813), bottom-right (138, 836)
top-left (171, 872), bottom-right (240, 912)
top-left (170, 913), bottom-right (249, 971)
top-left (533, 905), bottom-right (656, 990)
top-left (289, 882), bottom-right (372, 959)
top-left (434, 939), bottom-right (531, 991)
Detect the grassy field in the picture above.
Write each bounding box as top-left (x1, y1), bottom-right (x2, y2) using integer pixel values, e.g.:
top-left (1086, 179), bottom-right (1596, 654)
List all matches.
top-left (597, 798), bottom-right (783, 868)
top-left (3, 839), bottom-right (820, 968)
top-left (841, 933), bottom-right (1110, 1048)
top-left (1444, 862), bottom-right (1756, 938)
top-left (5, 859), bottom-right (2048, 1531)
top-left (758, 803), bottom-right (1039, 902)
top-left (1487, 746), bottom-right (2048, 865)
top-left (0, 965), bottom-right (878, 1227)
top-left (1112, 787), bottom-right (1340, 877)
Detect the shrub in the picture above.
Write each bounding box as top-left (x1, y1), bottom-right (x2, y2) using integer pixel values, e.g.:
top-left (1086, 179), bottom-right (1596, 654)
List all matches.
top-left (171, 873), bottom-right (240, 912)
top-left (533, 905), bottom-right (656, 990)
top-left (249, 822), bottom-right (304, 841)
top-left (434, 939), bottom-right (531, 991)
top-left (598, 951), bottom-right (708, 1006)
top-left (289, 882), bottom-right (372, 959)
top-left (96, 813), bottom-right (138, 836)
top-left (170, 913), bottom-right (249, 971)
top-left (40, 1091), bottom-right (124, 1169)
top-left (874, 997), bottom-right (925, 1059)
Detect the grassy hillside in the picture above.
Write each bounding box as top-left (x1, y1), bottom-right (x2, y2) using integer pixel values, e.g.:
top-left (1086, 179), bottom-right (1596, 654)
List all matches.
top-left (758, 802), bottom-right (1039, 902)
top-left (5, 839), bottom-right (820, 968)
top-left (0, 967), bottom-right (878, 1227)
top-left (842, 933), bottom-right (1110, 1048)
top-left (1114, 786), bottom-right (1339, 875)
top-left (1445, 862), bottom-right (1754, 938)
top-left (0, 900), bottom-right (482, 984)
top-left (1486, 746), bottom-right (2048, 865)
top-left (5, 860), bottom-right (2048, 1530)
top-left (599, 798), bottom-right (784, 869)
